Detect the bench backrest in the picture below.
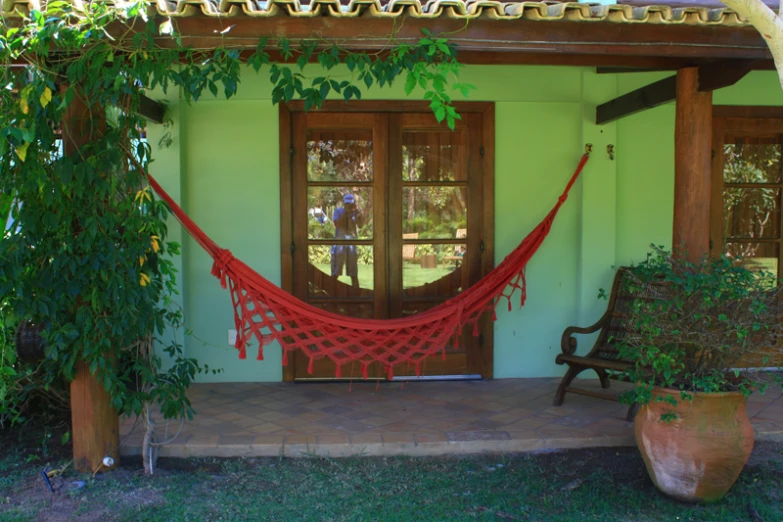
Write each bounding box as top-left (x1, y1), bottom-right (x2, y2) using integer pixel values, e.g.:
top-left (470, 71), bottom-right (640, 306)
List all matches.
top-left (589, 267), bottom-right (669, 361)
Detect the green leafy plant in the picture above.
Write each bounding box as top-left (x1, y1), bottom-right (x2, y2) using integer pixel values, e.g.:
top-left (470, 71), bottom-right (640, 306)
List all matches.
top-left (0, 0), bottom-right (472, 472)
top-left (616, 246), bottom-right (783, 411)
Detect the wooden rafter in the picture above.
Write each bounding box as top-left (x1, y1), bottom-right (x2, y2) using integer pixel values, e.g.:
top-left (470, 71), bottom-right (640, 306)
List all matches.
top-left (139, 94), bottom-right (165, 124)
top-left (596, 76), bottom-right (677, 125)
top-left (595, 60), bottom-right (756, 125)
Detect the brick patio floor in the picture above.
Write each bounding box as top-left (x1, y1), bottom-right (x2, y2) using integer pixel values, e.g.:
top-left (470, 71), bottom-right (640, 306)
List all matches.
top-left (120, 378), bottom-right (783, 458)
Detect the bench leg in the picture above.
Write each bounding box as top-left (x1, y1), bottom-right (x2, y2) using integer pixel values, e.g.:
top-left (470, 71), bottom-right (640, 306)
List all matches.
top-left (553, 366), bottom-right (581, 406)
top-left (596, 368), bottom-right (611, 389)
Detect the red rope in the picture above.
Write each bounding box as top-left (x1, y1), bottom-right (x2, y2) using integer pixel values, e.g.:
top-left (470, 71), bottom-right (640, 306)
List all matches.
top-left (146, 153), bottom-right (590, 377)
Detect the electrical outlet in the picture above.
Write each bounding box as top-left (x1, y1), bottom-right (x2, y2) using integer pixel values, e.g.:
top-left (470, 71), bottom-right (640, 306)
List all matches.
top-left (228, 329), bottom-right (237, 346)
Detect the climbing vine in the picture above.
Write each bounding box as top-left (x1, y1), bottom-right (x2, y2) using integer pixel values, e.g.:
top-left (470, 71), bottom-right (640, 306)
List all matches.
top-left (0, 1), bottom-right (472, 468)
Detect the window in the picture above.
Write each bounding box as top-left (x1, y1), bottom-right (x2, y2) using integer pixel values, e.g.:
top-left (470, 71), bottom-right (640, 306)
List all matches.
top-left (711, 114), bottom-right (783, 277)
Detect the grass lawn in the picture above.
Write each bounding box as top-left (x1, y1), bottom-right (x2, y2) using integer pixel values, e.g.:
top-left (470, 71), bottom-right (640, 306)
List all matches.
top-left (1, 429), bottom-right (782, 522)
top-left (314, 263), bottom-right (454, 291)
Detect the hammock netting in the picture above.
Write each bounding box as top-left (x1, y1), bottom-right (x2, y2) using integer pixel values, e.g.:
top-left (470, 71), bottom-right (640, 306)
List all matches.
top-left (146, 153), bottom-right (590, 379)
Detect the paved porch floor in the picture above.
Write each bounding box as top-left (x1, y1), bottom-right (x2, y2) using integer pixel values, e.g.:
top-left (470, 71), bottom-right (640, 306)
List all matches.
top-left (120, 378), bottom-right (783, 458)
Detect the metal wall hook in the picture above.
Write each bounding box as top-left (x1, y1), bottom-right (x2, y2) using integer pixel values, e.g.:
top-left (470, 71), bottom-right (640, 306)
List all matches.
top-left (607, 144), bottom-right (615, 160)
top-left (585, 143), bottom-right (593, 155)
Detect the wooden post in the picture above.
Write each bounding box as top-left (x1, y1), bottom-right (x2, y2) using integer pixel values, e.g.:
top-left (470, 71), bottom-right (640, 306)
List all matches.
top-left (62, 86), bottom-right (119, 473)
top-left (673, 67), bottom-right (712, 263)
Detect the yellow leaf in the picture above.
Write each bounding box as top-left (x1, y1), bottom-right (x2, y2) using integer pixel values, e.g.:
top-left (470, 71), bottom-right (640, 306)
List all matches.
top-left (15, 143), bottom-right (28, 162)
top-left (139, 256), bottom-right (145, 267)
top-left (151, 236), bottom-right (160, 253)
top-left (135, 188), bottom-right (152, 203)
top-left (140, 273), bottom-right (150, 287)
top-left (39, 87), bottom-right (52, 109)
top-left (20, 86), bottom-right (30, 114)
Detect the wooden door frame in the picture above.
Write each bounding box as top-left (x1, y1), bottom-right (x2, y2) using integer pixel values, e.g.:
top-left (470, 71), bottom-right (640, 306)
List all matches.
top-left (279, 101), bottom-right (496, 382)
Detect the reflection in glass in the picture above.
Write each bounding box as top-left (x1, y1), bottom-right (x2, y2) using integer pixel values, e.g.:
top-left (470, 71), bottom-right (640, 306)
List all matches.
top-left (724, 188), bottom-right (780, 239)
top-left (402, 131), bottom-right (465, 181)
top-left (402, 243), bottom-right (465, 294)
top-left (308, 245), bottom-right (374, 294)
top-left (724, 138), bottom-right (782, 184)
top-left (402, 187), bottom-right (467, 238)
top-left (725, 242), bottom-right (779, 276)
top-left (307, 186), bottom-right (373, 239)
top-left (307, 130), bottom-right (373, 182)
top-left (312, 302), bottom-right (374, 319)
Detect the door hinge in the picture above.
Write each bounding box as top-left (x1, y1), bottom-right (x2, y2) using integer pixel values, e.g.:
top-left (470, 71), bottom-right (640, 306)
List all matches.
top-left (290, 242), bottom-right (295, 254)
top-left (711, 149), bottom-right (715, 160)
top-left (480, 146), bottom-right (485, 157)
top-left (478, 333), bottom-right (484, 348)
top-left (479, 240), bottom-right (485, 254)
top-left (290, 146), bottom-right (294, 157)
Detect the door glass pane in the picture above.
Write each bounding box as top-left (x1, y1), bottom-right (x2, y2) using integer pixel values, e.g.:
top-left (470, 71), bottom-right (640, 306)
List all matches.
top-left (723, 137), bottom-right (781, 184)
top-left (307, 130), bottom-right (373, 182)
top-left (307, 186), bottom-right (373, 239)
top-left (723, 188), bottom-right (780, 239)
top-left (402, 187), bottom-right (467, 238)
top-left (402, 243), bottom-right (465, 294)
top-left (308, 245), bottom-right (374, 295)
top-left (725, 242), bottom-right (779, 276)
top-left (402, 131), bottom-right (465, 181)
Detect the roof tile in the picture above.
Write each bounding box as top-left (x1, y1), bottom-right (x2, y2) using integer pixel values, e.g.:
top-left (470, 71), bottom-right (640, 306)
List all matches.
top-left (0, 0), bottom-right (751, 26)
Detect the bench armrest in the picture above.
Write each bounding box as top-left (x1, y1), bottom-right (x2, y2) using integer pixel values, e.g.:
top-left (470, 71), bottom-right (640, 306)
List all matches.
top-left (560, 310), bottom-right (611, 356)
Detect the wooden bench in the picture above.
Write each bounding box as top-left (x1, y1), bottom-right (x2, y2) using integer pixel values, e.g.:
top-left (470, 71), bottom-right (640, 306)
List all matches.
top-left (553, 267), bottom-right (639, 420)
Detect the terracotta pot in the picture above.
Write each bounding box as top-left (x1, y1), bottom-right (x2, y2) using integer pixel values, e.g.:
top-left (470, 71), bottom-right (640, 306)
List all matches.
top-left (420, 254), bottom-right (438, 269)
top-left (635, 388), bottom-right (754, 503)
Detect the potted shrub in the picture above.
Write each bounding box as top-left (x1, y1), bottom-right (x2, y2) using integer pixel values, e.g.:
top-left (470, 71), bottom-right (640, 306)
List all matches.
top-left (417, 244), bottom-right (439, 269)
top-left (618, 247), bottom-right (783, 503)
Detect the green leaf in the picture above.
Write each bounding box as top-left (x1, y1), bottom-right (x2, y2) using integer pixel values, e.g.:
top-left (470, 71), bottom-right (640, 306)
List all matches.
top-left (434, 105), bottom-right (446, 123)
top-left (404, 73), bottom-right (416, 96)
top-left (319, 81), bottom-right (330, 100)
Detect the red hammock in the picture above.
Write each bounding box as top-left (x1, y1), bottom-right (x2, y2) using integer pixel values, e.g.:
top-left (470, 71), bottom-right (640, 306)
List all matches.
top-left (146, 153), bottom-right (590, 379)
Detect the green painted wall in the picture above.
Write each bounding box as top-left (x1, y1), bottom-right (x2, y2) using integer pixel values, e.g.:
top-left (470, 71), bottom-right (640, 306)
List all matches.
top-left (153, 66), bottom-right (783, 382)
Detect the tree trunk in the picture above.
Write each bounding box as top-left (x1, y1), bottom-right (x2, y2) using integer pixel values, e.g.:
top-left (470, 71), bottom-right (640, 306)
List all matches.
top-left (721, 0), bottom-right (783, 91)
top-left (142, 405), bottom-right (158, 475)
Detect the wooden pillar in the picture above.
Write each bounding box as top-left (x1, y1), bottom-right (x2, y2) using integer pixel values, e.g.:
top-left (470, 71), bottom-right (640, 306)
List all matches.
top-left (673, 67), bottom-right (712, 263)
top-left (63, 87), bottom-right (119, 473)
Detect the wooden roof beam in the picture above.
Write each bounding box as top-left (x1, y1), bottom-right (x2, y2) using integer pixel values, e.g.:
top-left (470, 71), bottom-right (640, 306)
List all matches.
top-left (596, 60), bottom-right (755, 125)
top-left (139, 94), bottom-right (165, 124)
top-left (596, 75), bottom-right (676, 125)
top-left (155, 17), bottom-right (771, 61)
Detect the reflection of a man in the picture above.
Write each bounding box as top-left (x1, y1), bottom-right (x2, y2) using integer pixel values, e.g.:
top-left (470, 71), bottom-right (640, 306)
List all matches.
top-left (331, 193), bottom-right (360, 288)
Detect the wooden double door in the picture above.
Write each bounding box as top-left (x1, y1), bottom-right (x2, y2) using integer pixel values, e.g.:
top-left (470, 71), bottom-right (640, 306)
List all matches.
top-left (281, 104), bottom-right (494, 380)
